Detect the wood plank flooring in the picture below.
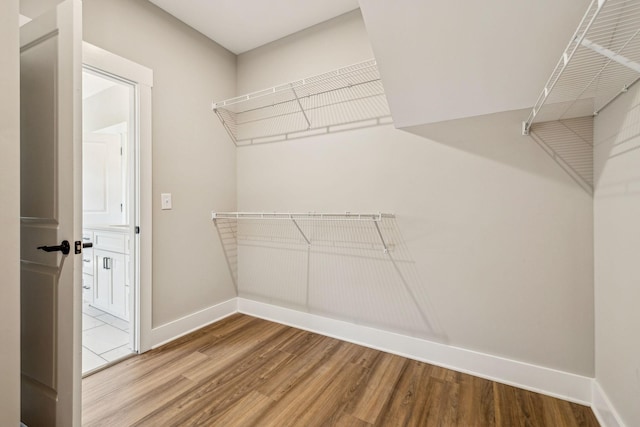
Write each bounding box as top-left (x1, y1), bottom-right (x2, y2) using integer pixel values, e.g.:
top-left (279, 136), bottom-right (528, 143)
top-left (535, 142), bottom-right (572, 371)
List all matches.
top-left (82, 314), bottom-right (599, 426)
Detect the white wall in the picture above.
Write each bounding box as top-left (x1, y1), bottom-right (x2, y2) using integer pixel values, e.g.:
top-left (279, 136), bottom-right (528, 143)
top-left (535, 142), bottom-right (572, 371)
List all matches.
top-left (0, 0), bottom-right (21, 424)
top-left (82, 0), bottom-right (238, 327)
top-left (594, 84), bottom-right (640, 426)
top-left (237, 10), bottom-right (373, 93)
top-left (236, 10), bottom-right (595, 376)
top-left (83, 84), bottom-right (129, 133)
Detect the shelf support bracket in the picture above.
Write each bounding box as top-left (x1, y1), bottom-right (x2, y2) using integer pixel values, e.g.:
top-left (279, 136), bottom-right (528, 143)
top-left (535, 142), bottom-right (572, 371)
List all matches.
top-left (291, 218), bottom-right (311, 246)
top-left (290, 85), bottom-right (311, 129)
top-left (373, 221), bottom-right (390, 254)
top-left (580, 37), bottom-right (640, 74)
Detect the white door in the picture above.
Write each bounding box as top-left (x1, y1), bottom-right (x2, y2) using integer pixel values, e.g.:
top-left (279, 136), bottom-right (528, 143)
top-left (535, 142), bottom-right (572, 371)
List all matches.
top-left (83, 133), bottom-right (125, 225)
top-left (20, 0), bottom-right (83, 426)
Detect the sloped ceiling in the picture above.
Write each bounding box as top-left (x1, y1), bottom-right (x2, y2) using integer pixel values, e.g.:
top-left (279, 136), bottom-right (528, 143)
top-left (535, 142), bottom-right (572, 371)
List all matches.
top-left (148, 0), bottom-right (359, 54)
top-left (20, 0), bottom-right (359, 55)
top-left (359, 0), bottom-right (591, 129)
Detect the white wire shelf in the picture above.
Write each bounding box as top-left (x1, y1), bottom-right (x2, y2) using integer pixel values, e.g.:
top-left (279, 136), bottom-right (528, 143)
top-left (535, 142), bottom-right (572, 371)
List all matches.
top-left (528, 116), bottom-right (594, 195)
top-left (212, 60), bottom-right (391, 146)
top-left (211, 212), bottom-right (394, 221)
top-left (523, 0), bottom-right (640, 134)
top-left (211, 211), bottom-right (396, 252)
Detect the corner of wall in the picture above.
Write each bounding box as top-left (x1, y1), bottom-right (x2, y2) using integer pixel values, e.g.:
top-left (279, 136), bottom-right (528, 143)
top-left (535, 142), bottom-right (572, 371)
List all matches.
top-left (592, 381), bottom-right (626, 427)
top-left (149, 298), bottom-right (238, 348)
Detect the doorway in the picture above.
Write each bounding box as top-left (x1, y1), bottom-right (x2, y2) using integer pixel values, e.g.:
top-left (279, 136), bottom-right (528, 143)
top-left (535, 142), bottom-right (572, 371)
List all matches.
top-left (81, 68), bottom-right (136, 374)
top-left (82, 42), bottom-right (154, 365)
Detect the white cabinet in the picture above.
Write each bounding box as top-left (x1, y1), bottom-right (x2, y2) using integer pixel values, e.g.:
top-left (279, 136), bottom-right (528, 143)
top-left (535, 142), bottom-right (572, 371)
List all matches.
top-left (94, 249), bottom-right (126, 320)
top-left (84, 227), bottom-right (130, 321)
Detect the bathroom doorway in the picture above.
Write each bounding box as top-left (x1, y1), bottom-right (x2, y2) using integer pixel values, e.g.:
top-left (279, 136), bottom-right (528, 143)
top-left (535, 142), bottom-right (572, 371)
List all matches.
top-left (80, 42), bottom-right (153, 375)
top-left (81, 68), bottom-right (137, 374)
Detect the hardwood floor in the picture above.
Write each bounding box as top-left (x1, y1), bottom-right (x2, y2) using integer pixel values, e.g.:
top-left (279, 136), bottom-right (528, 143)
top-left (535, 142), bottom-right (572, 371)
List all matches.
top-left (82, 314), bottom-right (599, 426)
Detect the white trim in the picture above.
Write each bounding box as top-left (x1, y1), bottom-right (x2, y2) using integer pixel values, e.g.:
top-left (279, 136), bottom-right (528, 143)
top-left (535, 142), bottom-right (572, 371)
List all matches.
top-left (82, 43), bottom-right (153, 87)
top-left (136, 81), bottom-right (153, 352)
top-left (592, 381), bottom-right (626, 427)
top-left (150, 299), bottom-right (238, 348)
top-left (237, 298), bottom-right (593, 405)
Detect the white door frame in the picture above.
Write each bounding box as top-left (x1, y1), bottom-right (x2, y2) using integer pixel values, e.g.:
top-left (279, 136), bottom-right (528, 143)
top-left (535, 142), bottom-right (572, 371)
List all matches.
top-left (3, 1), bottom-right (21, 426)
top-left (83, 43), bottom-right (153, 352)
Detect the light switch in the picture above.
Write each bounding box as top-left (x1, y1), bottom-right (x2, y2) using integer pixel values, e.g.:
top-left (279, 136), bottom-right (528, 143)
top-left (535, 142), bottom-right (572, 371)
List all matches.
top-left (161, 193), bottom-right (172, 210)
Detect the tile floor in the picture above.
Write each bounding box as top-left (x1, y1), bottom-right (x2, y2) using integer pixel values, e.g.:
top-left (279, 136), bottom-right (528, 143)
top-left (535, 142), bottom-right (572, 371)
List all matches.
top-left (82, 302), bottom-right (133, 374)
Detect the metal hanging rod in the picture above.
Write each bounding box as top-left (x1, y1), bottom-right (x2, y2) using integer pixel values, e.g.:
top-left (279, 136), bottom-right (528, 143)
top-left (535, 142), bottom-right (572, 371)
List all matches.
top-left (523, 0), bottom-right (640, 135)
top-left (211, 211), bottom-right (395, 252)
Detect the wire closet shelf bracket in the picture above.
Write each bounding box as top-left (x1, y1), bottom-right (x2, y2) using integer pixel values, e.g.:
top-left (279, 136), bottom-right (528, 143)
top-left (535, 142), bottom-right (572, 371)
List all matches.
top-left (211, 59), bottom-right (391, 146)
top-left (211, 212), bottom-right (395, 253)
top-left (522, 0), bottom-right (640, 135)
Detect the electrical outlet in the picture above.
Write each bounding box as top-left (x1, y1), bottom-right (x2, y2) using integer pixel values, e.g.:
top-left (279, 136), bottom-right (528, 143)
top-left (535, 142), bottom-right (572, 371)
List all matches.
top-left (161, 193), bottom-right (172, 210)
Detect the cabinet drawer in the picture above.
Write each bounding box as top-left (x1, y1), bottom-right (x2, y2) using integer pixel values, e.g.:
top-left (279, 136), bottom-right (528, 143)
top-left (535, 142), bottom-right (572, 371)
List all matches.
top-left (82, 249), bottom-right (93, 275)
top-left (82, 274), bottom-right (93, 303)
top-left (94, 231), bottom-right (126, 253)
top-left (82, 231), bottom-right (93, 243)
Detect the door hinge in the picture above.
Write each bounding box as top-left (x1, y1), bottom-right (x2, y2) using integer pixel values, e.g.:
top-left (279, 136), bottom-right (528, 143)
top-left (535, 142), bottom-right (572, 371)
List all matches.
top-left (135, 226), bottom-right (140, 234)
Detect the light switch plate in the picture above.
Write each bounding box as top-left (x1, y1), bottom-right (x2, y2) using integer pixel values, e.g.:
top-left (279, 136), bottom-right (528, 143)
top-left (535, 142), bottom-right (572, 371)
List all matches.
top-left (161, 193), bottom-right (172, 210)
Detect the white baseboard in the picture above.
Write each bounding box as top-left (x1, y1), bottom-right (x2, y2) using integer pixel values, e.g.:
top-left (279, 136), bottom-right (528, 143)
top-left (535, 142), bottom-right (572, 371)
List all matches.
top-left (146, 297), bottom-right (596, 408)
top-left (237, 298), bottom-right (593, 405)
top-left (592, 381), bottom-right (626, 427)
top-left (150, 298), bottom-right (237, 348)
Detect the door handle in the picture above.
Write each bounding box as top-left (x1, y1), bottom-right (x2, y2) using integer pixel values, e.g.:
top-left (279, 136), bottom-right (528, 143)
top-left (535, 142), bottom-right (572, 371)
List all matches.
top-left (37, 240), bottom-right (70, 255)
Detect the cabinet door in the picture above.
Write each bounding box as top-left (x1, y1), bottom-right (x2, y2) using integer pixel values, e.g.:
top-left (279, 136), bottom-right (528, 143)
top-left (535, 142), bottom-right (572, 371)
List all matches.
top-left (93, 251), bottom-right (111, 312)
top-left (93, 249), bottom-right (127, 320)
top-left (110, 253), bottom-right (127, 320)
